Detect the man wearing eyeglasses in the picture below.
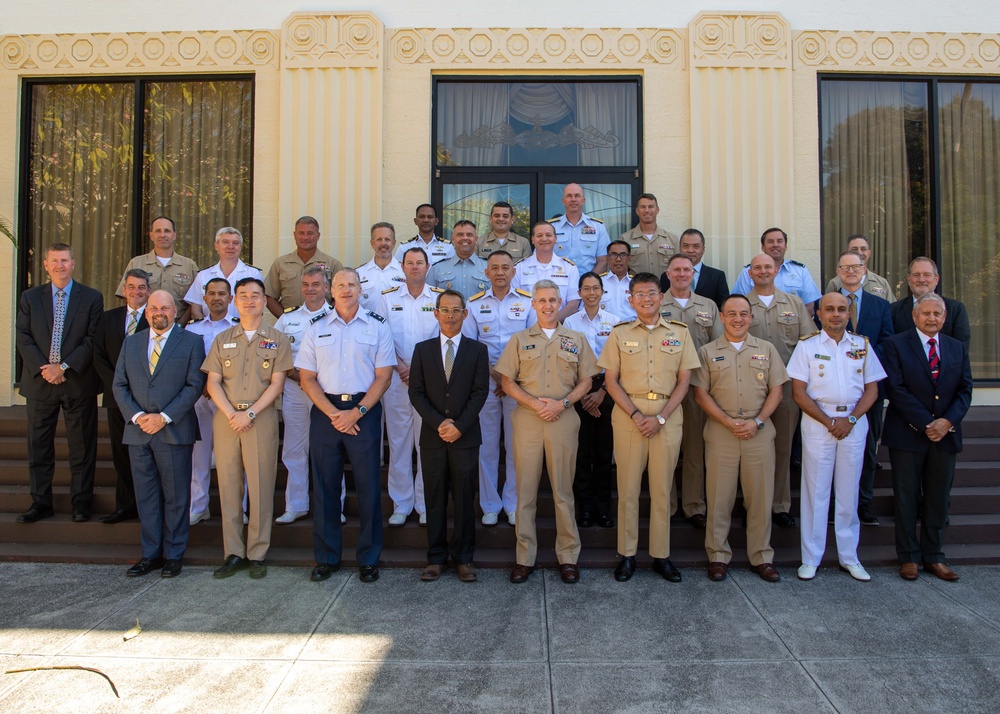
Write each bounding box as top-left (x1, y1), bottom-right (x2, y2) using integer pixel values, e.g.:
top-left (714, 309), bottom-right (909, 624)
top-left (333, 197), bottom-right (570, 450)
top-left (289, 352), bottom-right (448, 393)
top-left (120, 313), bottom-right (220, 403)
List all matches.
top-left (600, 240), bottom-right (636, 321)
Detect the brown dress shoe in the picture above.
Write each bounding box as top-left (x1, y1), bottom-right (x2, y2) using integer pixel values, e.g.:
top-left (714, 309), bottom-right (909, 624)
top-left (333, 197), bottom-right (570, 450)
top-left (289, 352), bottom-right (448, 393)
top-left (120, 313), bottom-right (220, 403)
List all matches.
top-left (456, 563), bottom-right (478, 583)
top-left (559, 563), bottom-right (580, 584)
top-left (752, 562), bottom-right (781, 582)
top-left (707, 561), bottom-right (728, 581)
top-left (686, 513), bottom-right (707, 529)
top-left (420, 564), bottom-right (444, 582)
top-left (510, 564), bottom-right (533, 583)
top-left (898, 562), bottom-right (919, 581)
top-left (924, 562), bottom-right (959, 581)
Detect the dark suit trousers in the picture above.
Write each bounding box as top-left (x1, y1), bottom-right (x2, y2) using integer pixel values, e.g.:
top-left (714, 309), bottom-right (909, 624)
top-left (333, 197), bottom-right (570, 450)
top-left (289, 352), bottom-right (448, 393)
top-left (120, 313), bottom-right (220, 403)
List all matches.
top-left (26, 391), bottom-right (98, 509)
top-left (890, 445), bottom-right (956, 564)
top-left (421, 443), bottom-right (478, 565)
top-left (107, 406), bottom-right (137, 512)
top-left (573, 391), bottom-right (615, 516)
top-left (129, 437), bottom-right (193, 560)
top-left (310, 399), bottom-right (383, 567)
top-left (859, 400), bottom-right (884, 505)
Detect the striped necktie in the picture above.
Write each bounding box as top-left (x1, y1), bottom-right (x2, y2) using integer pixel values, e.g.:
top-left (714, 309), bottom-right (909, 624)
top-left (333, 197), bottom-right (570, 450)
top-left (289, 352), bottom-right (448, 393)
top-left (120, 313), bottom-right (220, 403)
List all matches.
top-left (848, 293), bottom-right (858, 331)
top-left (49, 288), bottom-right (66, 364)
top-left (126, 310), bottom-right (139, 336)
top-left (150, 334), bottom-right (163, 374)
top-left (927, 338), bottom-right (939, 382)
top-left (445, 339), bottom-right (455, 381)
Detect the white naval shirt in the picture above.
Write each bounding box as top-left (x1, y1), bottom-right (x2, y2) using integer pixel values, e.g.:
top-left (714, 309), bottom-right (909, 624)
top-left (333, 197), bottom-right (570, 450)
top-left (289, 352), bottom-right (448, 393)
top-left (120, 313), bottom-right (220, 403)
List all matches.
top-left (394, 236), bottom-right (455, 266)
top-left (787, 330), bottom-right (888, 414)
top-left (356, 257), bottom-right (406, 313)
top-left (600, 271), bottom-right (636, 321)
top-left (185, 315), bottom-right (235, 355)
top-left (510, 253), bottom-right (580, 305)
top-left (563, 308), bottom-right (621, 361)
top-left (274, 303), bottom-right (330, 362)
top-left (183, 260), bottom-right (263, 320)
top-left (377, 284), bottom-right (441, 365)
top-left (462, 287), bottom-right (535, 364)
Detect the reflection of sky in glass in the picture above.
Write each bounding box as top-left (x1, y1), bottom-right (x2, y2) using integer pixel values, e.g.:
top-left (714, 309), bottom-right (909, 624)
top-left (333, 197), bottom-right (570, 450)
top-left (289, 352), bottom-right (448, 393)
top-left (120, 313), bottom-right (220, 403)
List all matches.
top-left (441, 183), bottom-right (531, 239)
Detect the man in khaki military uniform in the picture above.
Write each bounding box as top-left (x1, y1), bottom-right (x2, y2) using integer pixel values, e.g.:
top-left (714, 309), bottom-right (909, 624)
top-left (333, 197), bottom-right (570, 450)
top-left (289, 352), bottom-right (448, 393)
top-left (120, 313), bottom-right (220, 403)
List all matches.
top-left (477, 201), bottom-right (531, 262)
top-left (693, 294), bottom-right (787, 583)
top-left (617, 193), bottom-right (678, 276)
top-left (265, 216), bottom-right (343, 317)
top-left (825, 234), bottom-right (896, 302)
top-left (747, 253), bottom-right (814, 528)
top-left (600, 272), bottom-right (701, 583)
top-left (203, 278), bottom-right (293, 580)
top-left (116, 216), bottom-right (199, 321)
top-left (660, 253), bottom-right (723, 527)
top-left (495, 280), bottom-right (598, 585)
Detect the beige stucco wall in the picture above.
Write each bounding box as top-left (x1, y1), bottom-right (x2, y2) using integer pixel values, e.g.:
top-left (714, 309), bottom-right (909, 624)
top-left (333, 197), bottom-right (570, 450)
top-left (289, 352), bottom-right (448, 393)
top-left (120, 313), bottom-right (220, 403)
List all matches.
top-left (2, 12), bottom-right (1000, 404)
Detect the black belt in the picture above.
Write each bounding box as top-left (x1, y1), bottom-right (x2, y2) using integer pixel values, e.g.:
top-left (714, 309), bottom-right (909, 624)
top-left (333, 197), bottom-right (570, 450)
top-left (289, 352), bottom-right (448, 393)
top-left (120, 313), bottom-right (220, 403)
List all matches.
top-left (325, 392), bottom-right (366, 402)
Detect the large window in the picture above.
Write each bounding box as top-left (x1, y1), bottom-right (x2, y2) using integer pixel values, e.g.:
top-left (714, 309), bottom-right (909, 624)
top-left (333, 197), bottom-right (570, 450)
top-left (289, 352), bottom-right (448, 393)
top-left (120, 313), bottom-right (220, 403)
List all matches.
top-left (433, 78), bottom-right (641, 240)
top-left (820, 76), bottom-right (1000, 380)
top-left (21, 76), bottom-right (254, 302)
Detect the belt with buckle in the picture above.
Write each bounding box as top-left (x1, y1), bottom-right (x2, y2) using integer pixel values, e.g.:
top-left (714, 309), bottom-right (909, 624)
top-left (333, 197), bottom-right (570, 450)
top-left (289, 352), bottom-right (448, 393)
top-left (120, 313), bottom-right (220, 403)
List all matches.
top-left (818, 401), bottom-right (855, 413)
top-left (726, 409), bottom-right (761, 419)
top-left (234, 403), bottom-right (251, 411)
top-left (630, 392), bottom-right (669, 401)
top-left (325, 392), bottom-right (366, 402)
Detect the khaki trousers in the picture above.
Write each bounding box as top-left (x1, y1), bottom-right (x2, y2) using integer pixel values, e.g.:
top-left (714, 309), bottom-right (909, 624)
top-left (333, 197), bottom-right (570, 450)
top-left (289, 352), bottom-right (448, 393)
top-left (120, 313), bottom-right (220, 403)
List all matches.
top-left (612, 397), bottom-right (682, 558)
top-left (671, 391), bottom-right (707, 517)
top-left (704, 418), bottom-right (775, 566)
top-left (769, 382), bottom-right (799, 514)
top-left (511, 406), bottom-right (581, 566)
top-left (214, 407), bottom-right (278, 562)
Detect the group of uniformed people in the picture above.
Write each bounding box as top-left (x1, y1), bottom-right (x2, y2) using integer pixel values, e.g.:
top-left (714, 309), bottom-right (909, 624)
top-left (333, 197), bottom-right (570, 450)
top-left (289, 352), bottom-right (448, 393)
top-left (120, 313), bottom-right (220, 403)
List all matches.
top-left (18, 182), bottom-right (973, 586)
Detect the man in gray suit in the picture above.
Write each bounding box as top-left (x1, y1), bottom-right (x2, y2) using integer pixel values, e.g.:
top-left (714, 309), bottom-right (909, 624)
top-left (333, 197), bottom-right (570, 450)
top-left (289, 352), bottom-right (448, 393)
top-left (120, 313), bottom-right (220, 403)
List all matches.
top-left (113, 290), bottom-right (207, 578)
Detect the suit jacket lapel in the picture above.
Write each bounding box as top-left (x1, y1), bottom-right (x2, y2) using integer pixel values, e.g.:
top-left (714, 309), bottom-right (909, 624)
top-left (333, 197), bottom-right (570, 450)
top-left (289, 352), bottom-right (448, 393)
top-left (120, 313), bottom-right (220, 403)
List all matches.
top-left (906, 330), bottom-right (934, 384)
top-left (150, 327), bottom-right (181, 380)
top-left (40, 286), bottom-right (54, 347)
top-left (62, 283), bottom-right (83, 327)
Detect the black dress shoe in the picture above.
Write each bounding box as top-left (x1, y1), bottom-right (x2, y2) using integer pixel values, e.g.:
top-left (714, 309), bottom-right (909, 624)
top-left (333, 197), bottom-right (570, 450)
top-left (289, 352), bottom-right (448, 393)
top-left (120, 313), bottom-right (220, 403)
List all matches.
top-left (559, 563), bottom-right (580, 584)
top-left (773, 512), bottom-right (796, 529)
top-left (596, 512), bottom-right (614, 529)
top-left (16, 506), bottom-right (54, 523)
top-left (652, 558), bottom-right (682, 582)
top-left (161, 560), bottom-right (182, 578)
top-left (858, 504), bottom-right (879, 526)
top-left (311, 563), bottom-right (340, 581)
top-left (359, 565), bottom-right (379, 582)
top-left (614, 556), bottom-right (636, 582)
top-left (577, 511), bottom-right (594, 528)
top-left (100, 508), bottom-right (137, 524)
top-left (72, 508), bottom-right (91, 523)
top-left (126, 557), bottom-right (165, 577)
top-left (213, 555), bottom-right (249, 579)
top-left (686, 513), bottom-right (707, 529)
top-left (249, 560), bottom-right (267, 579)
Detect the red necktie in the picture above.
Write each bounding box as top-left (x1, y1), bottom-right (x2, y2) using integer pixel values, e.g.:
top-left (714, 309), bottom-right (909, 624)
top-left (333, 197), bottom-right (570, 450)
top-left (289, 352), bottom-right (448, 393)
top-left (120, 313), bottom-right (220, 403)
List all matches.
top-left (927, 338), bottom-right (939, 382)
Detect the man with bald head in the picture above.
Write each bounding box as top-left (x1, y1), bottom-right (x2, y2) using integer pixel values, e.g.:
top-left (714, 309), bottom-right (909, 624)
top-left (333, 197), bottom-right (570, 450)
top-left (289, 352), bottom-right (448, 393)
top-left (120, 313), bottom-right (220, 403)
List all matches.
top-left (550, 183), bottom-right (611, 274)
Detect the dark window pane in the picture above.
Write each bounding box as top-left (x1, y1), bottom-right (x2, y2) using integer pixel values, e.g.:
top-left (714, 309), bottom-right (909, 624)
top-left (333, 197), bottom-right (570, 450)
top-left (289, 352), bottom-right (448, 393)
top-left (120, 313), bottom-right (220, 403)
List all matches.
top-left (544, 182), bottom-right (632, 239)
top-left (442, 183), bottom-right (531, 240)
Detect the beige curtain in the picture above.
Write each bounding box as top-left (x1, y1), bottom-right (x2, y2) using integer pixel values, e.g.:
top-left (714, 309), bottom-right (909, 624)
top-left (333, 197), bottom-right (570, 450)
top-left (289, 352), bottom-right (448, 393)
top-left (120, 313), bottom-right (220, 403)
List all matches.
top-left (939, 82), bottom-right (1000, 379)
top-left (437, 83), bottom-right (510, 167)
top-left (27, 83), bottom-right (135, 302)
top-left (820, 81), bottom-right (928, 295)
top-left (143, 80), bottom-right (254, 268)
top-left (573, 83), bottom-right (638, 167)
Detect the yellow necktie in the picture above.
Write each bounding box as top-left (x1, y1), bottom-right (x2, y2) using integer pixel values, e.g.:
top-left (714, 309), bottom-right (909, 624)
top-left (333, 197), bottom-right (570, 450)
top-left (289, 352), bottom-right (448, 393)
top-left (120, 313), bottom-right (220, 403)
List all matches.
top-left (150, 334), bottom-right (163, 374)
top-left (849, 293), bottom-right (858, 330)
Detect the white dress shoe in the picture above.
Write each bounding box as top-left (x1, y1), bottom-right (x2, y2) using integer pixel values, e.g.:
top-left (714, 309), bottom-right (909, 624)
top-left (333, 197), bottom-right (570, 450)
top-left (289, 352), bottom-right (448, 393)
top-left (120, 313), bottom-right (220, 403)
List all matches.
top-left (840, 563), bottom-right (872, 582)
top-left (418, 512), bottom-right (427, 526)
top-left (388, 512), bottom-right (407, 527)
top-left (507, 511), bottom-right (516, 526)
top-left (190, 511), bottom-right (210, 526)
top-left (482, 512), bottom-right (499, 527)
top-left (275, 511), bottom-right (308, 525)
top-left (797, 564), bottom-right (817, 581)
top-left (341, 513), bottom-right (347, 524)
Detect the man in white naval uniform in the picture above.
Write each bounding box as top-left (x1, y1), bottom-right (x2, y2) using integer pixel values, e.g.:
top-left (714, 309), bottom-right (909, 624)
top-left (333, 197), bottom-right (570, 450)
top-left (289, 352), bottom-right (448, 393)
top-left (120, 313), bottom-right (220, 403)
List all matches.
top-left (378, 246), bottom-right (443, 526)
top-left (463, 250), bottom-right (535, 526)
top-left (549, 183), bottom-right (611, 274)
top-left (511, 221), bottom-right (580, 321)
top-left (601, 240), bottom-right (636, 321)
top-left (184, 227), bottom-right (263, 321)
top-left (184, 278), bottom-right (234, 525)
top-left (788, 292), bottom-right (887, 583)
top-left (394, 204), bottom-right (454, 266)
top-left (357, 222), bottom-right (405, 313)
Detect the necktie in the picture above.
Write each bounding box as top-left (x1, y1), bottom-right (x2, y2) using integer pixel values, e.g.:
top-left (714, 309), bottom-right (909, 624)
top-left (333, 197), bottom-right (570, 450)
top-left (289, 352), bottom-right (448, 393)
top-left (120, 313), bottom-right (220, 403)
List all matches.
top-left (445, 339), bottom-right (455, 381)
top-left (49, 288), bottom-right (66, 364)
top-left (150, 334), bottom-right (163, 374)
top-left (126, 310), bottom-right (138, 336)
top-left (928, 338), bottom-right (939, 382)
top-left (848, 293), bottom-right (858, 330)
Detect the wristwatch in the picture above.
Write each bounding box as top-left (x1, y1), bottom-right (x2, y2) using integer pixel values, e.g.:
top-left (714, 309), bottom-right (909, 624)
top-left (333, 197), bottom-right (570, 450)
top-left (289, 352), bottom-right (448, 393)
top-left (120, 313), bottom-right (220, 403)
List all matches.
top-left (754, 418), bottom-right (765, 430)
top-left (656, 415), bottom-right (666, 426)
top-left (59, 362), bottom-right (69, 372)
top-left (563, 398), bottom-right (571, 409)
top-left (246, 409), bottom-right (256, 421)
top-left (848, 415), bottom-right (858, 425)
top-left (358, 405), bottom-right (368, 417)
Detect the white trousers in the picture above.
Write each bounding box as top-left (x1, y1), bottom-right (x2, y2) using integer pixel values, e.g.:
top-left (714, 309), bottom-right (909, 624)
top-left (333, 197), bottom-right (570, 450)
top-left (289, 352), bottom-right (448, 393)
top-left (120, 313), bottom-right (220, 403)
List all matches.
top-left (280, 380), bottom-right (312, 512)
top-left (800, 412), bottom-right (868, 567)
top-left (190, 396), bottom-right (217, 516)
top-left (478, 378), bottom-right (518, 515)
top-left (383, 371), bottom-right (425, 515)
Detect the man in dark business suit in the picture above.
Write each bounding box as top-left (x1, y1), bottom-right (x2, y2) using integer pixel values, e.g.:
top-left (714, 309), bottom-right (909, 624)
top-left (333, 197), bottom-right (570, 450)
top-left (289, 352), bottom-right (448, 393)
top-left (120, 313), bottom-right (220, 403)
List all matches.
top-left (890, 257), bottom-right (971, 348)
top-left (881, 293), bottom-right (973, 582)
top-left (409, 289), bottom-right (490, 583)
top-left (831, 249), bottom-right (894, 526)
top-left (659, 228), bottom-right (729, 309)
top-left (113, 290), bottom-right (207, 578)
top-left (15, 243), bottom-right (104, 523)
top-left (94, 268), bottom-right (150, 524)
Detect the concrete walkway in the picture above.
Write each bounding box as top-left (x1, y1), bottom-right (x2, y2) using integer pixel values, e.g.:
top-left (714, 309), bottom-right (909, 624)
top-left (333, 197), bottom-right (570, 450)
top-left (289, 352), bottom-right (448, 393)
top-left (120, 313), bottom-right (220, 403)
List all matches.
top-left (1, 562), bottom-right (998, 713)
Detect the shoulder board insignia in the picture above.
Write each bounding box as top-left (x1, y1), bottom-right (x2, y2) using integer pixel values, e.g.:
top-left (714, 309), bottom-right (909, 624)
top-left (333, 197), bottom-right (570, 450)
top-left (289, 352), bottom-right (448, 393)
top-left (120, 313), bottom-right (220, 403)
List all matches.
top-left (381, 286), bottom-right (400, 294)
top-left (247, 265), bottom-right (260, 271)
top-left (513, 256), bottom-right (528, 265)
top-left (515, 288), bottom-right (532, 298)
top-left (552, 215), bottom-right (565, 222)
top-left (366, 310), bottom-right (386, 323)
top-left (439, 237), bottom-right (452, 244)
top-left (590, 217), bottom-right (604, 224)
top-left (615, 320), bottom-right (632, 327)
top-left (309, 312), bottom-right (328, 323)
top-left (402, 236), bottom-right (417, 244)
top-left (743, 263), bottom-right (751, 269)
top-left (562, 257), bottom-right (576, 266)
top-left (628, 270), bottom-right (635, 277)
top-left (430, 286), bottom-right (445, 293)
top-left (847, 330), bottom-right (859, 337)
top-left (283, 305), bottom-right (297, 313)
top-left (231, 316), bottom-right (240, 323)
top-left (800, 331), bottom-right (821, 341)
top-left (789, 259), bottom-right (806, 267)
top-left (598, 271), bottom-right (609, 277)
top-left (669, 320), bottom-right (688, 329)
top-left (187, 318), bottom-right (204, 323)
top-left (468, 290), bottom-right (487, 301)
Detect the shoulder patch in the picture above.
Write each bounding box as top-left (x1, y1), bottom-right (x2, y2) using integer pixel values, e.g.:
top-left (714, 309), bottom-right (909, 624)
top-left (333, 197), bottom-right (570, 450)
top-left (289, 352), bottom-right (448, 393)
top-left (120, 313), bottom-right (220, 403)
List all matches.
top-left (468, 290), bottom-right (487, 302)
top-left (309, 311), bottom-right (328, 324)
top-left (669, 320), bottom-right (688, 329)
top-left (381, 286), bottom-right (400, 295)
top-left (515, 288), bottom-right (532, 298)
top-left (788, 259), bottom-right (806, 267)
top-left (800, 331), bottom-right (821, 341)
top-left (283, 305), bottom-right (297, 313)
top-left (366, 310), bottom-right (386, 323)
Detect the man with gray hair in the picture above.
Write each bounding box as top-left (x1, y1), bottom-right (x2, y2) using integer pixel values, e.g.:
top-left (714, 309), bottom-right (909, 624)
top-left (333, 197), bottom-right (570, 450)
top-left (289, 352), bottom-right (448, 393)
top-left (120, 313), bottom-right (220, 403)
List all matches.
top-left (184, 227), bottom-right (263, 321)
